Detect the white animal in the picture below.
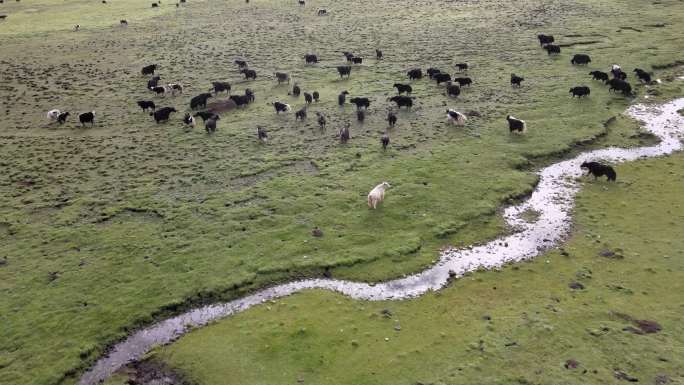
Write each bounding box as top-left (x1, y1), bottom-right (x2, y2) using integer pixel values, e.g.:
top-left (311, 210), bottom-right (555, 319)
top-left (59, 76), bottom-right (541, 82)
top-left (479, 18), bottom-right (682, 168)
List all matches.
top-left (367, 181), bottom-right (391, 209)
top-left (446, 109), bottom-right (467, 126)
top-left (47, 109), bottom-right (61, 121)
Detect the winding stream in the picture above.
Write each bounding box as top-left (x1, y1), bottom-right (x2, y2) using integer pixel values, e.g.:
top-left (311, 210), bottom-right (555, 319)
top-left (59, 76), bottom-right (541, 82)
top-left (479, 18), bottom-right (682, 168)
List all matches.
top-left (78, 98), bottom-right (684, 385)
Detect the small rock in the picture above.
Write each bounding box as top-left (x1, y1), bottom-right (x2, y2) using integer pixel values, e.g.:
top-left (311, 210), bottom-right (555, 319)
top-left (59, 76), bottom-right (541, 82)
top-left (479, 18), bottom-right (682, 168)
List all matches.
top-left (482, 315), bottom-right (491, 321)
top-left (569, 281), bottom-right (585, 290)
top-left (654, 374), bottom-right (671, 385)
top-left (311, 227), bottom-right (323, 237)
top-left (564, 359), bottom-right (579, 369)
top-left (614, 369), bottom-right (639, 382)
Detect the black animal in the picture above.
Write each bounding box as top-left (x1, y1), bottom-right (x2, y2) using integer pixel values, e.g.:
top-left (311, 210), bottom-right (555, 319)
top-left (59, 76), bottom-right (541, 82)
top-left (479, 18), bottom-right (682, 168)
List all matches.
top-left (337, 65), bottom-right (351, 78)
top-left (571, 54), bottom-right (591, 65)
top-left (634, 68), bottom-right (652, 83)
top-left (137, 100), bottom-right (156, 111)
top-left (193, 111), bottom-right (219, 121)
top-left (212, 81), bottom-right (231, 94)
top-left (151, 86), bottom-right (167, 96)
top-left (506, 115), bottom-right (526, 133)
top-left (381, 134), bottom-right (389, 150)
top-left (453, 77), bottom-right (472, 87)
top-left (544, 44), bottom-right (561, 55)
top-left (234, 59), bottom-right (248, 68)
top-left (275, 72), bottom-right (290, 84)
top-left (120, 20), bottom-right (128, 26)
top-left (589, 71), bottom-right (609, 82)
top-left (393, 83), bottom-right (412, 94)
top-left (141, 64), bottom-right (158, 75)
top-left (537, 34), bottom-right (554, 46)
top-left (407, 68), bottom-right (423, 80)
top-left (257, 126), bottom-right (268, 142)
top-left (57, 112), bottom-right (70, 124)
top-left (454, 63), bottom-right (468, 71)
top-left (168, 83), bottom-right (183, 95)
top-left (183, 113), bottom-right (195, 127)
top-left (433, 73), bottom-right (451, 85)
top-left (79, 111), bottom-right (95, 127)
top-left (316, 112), bottom-right (326, 129)
top-left (580, 161), bottom-right (616, 181)
top-left (342, 51), bottom-right (354, 61)
top-left (298, 0), bottom-right (305, 5)
top-left (349, 97), bottom-right (370, 110)
top-left (570, 86), bottom-right (590, 97)
top-left (607, 78), bottom-right (632, 96)
top-left (446, 82), bottom-right (461, 97)
top-left (147, 75), bottom-right (161, 89)
top-left (357, 110), bottom-right (365, 122)
top-left (295, 107), bottom-right (307, 120)
top-left (240, 68), bottom-right (257, 80)
top-left (317, 9), bottom-right (327, 16)
top-left (611, 66), bottom-right (627, 80)
top-left (312, 91), bottom-right (319, 102)
top-left (151, 107), bottom-right (176, 123)
top-left (426, 68), bottom-right (441, 78)
top-left (511, 74), bottom-right (524, 87)
top-left (151, 2), bottom-right (158, 7)
top-left (388, 95), bottom-right (413, 109)
top-left (291, 84), bottom-right (301, 97)
top-left (230, 94), bottom-right (252, 107)
top-left (205, 116), bottom-right (219, 133)
top-left (190, 93), bottom-right (213, 109)
top-left (338, 90), bottom-right (349, 105)
top-left (272, 101), bottom-right (291, 113)
top-left (376, 49), bottom-right (383, 60)
top-left (304, 54), bottom-right (318, 64)
top-left (351, 57), bottom-right (363, 64)
top-left (339, 124), bottom-right (350, 143)
top-left (304, 92), bottom-right (313, 104)
top-left (387, 112), bottom-right (397, 127)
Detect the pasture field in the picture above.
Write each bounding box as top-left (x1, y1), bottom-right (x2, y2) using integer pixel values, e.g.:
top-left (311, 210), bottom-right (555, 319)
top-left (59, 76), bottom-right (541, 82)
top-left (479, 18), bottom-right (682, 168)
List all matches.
top-left (0, 0), bottom-right (682, 383)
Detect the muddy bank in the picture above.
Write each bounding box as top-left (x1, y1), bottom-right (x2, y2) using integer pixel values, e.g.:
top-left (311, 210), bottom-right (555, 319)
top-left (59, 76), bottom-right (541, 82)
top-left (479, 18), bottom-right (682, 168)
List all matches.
top-left (77, 98), bottom-right (684, 385)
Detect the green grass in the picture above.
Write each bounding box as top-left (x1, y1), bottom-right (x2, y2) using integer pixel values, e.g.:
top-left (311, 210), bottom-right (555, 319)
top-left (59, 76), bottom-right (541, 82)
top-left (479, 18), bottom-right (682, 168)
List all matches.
top-left (0, 0), bottom-right (683, 383)
top-left (157, 152), bottom-right (684, 385)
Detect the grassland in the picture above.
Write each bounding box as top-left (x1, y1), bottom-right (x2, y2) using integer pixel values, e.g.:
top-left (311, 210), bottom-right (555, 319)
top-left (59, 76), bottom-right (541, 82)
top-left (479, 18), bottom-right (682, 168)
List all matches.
top-left (157, 151), bottom-right (684, 385)
top-left (0, 0), bottom-right (682, 383)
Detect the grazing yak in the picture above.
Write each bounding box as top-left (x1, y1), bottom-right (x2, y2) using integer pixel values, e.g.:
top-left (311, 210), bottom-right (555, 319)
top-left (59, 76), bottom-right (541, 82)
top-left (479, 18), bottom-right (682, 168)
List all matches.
top-left (274, 72), bottom-right (290, 84)
top-left (607, 78), bottom-right (632, 96)
top-left (393, 83), bottom-right (412, 94)
top-left (245, 88), bottom-right (255, 103)
top-left (453, 77), bottom-right (472, 87)
top-left (506, 115), bottom-right (526, 133)
top-left (193, 111), bottom-right (219, 122)
top-left (446, 82), bottom-right (461, 97)
top-left (426, 68), bottom-right (441, 78)
top-left (387, 112), bottom-right (397, 127)
top-left (316, 112), bottom-right (326, 129)
top-left (511, 73), bottom-right (524, 87)
top-left (537, 34), bottom-right (554, 46)
top-left (47, 109), bottom-right (61, 121)
top-left (137, 100), bottom-right (156, 111)
top-left (257, 126), bottom-right (268, 142)
top-left (190, 93), bottom-right (213, 109)
top-left (168, 83), bottom-right (183, 95)
top-left (291, 83), bottom-right (301, 97)
top-left (571, 54), bottom-right (591, 65)
top-left (388, 95), bottom-right (413, 109)
top-left (317, 9), bottom-right (327, 16)
top-left (407, 68), bottom-right (422, 80)
top-left (337, 65), bottom-right (352, 78)
top-left (339, 124), bottom-right (350, 143)
top-left (205, 116), bottom-right (219, 133)
top-left (147, 75), bottom-right (161, 89)
top-left (304, 92), bottom-right (313, 104)
top-left (151, 107), bottom-right (176, 123)
top-left (590, 70), bottom-right (609, 82)
top-left (141, 64), bottom-right (158, 75)
top-left (433, 73), bottom-right (451, 85)
top-left (272, 101), bottom-right (291, 113)
top-left (234, 59), bottom-right (248, 68)
top-left (581, 161), bottom-right (616, 181)
top-left (79, 111), bottom-right (95, 126)
top-left (351, 57), bottom-right (363, 64)
top-left (611, 64), bottom-right (627, 80)
top-left (240, 68), bottom-right (257, 80)
top-left (634, 68), bottom-right (652, 83)
top-left (312, 91), bottom-right (320, 102)
top-left (570, 86), bottom-right (590, 97)
top-left (229, 94), bottom-right (252, 107)
top-left (295, 107), bottom-right (307, 120)
top-left (212, 81), bottom-right (231, 94)
top-left (381, 134), bottom-right (390, 150)
top-left (454, 63), bottom-right (468, 71)
top-left (57, 112), bottom-right (70, 124)
top-left (304, 54), bottom-right (318, 64)
top-left (183, 113), bottom-right (195, 127)
top-left (376, 49), bottom-right (383, 60)
top-left (349, 97), bottom-right (371, 110)
top-left (150, 86), bottom-right (168, 96)
top-left (544, 44), bottom-right (561, 55)
top-left (446, 109), bottom-right (467, 126)
top-left (367, 182), bottom-right (390, 209)
top-left (338, 90), bottom-right (349, 105)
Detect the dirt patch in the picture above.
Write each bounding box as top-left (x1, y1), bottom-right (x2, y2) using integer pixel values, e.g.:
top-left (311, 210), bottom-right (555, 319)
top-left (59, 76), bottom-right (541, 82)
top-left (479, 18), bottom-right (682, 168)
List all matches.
top-left (120, 359), bottom-right (188, 385)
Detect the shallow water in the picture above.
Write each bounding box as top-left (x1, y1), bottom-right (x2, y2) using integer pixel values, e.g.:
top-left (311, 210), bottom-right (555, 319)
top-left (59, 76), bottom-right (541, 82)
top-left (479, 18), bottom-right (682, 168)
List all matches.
top-left (77, 98), bottom-right (684, 385)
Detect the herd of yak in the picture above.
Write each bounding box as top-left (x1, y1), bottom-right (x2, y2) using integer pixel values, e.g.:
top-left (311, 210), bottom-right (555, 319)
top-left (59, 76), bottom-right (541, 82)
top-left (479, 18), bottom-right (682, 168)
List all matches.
top-left (45, 31), bottom-right (655, 177)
